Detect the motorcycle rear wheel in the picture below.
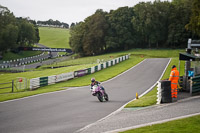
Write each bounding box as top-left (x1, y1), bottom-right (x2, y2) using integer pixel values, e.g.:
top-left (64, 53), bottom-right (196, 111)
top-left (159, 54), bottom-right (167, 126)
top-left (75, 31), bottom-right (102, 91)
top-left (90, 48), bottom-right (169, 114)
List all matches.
top-left (97, 92), bottom-right (103, 102)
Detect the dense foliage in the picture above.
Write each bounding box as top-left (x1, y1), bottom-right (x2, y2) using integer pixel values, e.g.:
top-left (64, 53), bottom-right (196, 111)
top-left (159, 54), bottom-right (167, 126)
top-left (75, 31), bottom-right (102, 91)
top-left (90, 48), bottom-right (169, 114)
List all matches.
top-left (185, 0), bottom-right (200, 36)
top-left (0, 5), bottom-right (39, 55)
top-left (69, 0), bottom-right (200, 56)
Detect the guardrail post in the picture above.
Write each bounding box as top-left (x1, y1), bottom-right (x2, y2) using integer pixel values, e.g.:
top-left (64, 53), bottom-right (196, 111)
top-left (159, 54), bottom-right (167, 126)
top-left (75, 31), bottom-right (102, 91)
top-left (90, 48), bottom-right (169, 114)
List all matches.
top-left (12, 80), bottom-right (14, 93)
top-left (190, 77), bottom-right (192, 95)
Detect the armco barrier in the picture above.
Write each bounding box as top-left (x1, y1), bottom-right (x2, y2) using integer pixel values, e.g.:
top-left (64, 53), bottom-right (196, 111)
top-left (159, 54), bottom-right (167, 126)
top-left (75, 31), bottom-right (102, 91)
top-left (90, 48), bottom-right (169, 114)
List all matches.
top-left (91, 66), bottom-right (95, 74)
top-left (0, 52), bottom-right (49, 69)
top-left (191, 74), bottom-right (200, 94)
top-left (55, 72), bottom-right (74, 82)
top-left (40, 77), bottom-right (48, 87)
top-left (74, 69), bottom-right (89, 77)
top-left (103, 62), bottom-right (107, 69)
top-left (101, 64), bottom-right (104, 70)
top-left (95, 66), bottom-right (98, 72)
top-left (30, 78), bottom-right (40, 90)
top-left (98, 64), bottom-right (101, 71)
top-left (48, 75), bottom-right (56, 85)
top-left (157, 81), bottom-right (161, 104)
top-left (29, 54), bottom-right (130, 90)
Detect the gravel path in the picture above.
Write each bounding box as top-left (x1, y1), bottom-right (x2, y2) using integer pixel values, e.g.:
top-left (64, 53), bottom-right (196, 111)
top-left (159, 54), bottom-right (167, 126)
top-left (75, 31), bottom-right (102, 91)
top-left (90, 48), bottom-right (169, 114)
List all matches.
top-left (80, 95), bottom-right (200, 133)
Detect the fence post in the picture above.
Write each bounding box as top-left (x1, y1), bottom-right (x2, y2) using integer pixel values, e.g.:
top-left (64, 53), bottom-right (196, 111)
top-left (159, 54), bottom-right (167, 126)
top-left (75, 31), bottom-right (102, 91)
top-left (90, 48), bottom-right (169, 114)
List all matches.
top-left (190, 77), bottom-right (192, 95)
top-left (12, 80), bottom-right (14, 93)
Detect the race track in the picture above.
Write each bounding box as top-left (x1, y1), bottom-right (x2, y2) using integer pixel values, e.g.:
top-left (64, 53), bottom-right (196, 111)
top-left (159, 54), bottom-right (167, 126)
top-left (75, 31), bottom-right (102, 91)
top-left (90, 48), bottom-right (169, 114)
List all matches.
top-left (0, 58), bottom-right (170, 133)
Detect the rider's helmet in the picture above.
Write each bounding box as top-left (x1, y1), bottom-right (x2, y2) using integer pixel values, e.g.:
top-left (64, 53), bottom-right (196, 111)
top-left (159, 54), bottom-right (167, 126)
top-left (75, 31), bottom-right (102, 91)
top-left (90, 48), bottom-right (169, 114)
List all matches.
top-left (91, 78), bottom-right (95, 82)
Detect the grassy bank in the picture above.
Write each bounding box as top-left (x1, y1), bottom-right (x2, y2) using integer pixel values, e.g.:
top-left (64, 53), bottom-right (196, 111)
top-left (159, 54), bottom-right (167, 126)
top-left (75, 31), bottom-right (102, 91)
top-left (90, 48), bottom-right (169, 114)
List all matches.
top-left (39, 27), bottom-right (70, 48)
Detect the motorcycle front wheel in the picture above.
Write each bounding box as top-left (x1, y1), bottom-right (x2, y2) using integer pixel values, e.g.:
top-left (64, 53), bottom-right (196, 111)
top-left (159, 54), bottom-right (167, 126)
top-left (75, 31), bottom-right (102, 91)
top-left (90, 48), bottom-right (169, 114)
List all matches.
top-left (104, 92), bottom-right (109, 101)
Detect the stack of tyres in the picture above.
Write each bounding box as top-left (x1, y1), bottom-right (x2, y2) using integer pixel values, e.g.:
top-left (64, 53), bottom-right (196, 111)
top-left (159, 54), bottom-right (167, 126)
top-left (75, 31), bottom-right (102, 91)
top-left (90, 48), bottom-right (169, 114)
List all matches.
top-left (160, 80), bottom-right (172, 103)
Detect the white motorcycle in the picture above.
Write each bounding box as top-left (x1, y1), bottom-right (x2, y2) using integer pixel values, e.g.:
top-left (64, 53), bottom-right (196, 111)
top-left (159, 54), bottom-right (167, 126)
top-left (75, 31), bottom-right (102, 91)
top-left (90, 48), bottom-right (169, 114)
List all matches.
top-left (91, 85), bottom-right (109, 102)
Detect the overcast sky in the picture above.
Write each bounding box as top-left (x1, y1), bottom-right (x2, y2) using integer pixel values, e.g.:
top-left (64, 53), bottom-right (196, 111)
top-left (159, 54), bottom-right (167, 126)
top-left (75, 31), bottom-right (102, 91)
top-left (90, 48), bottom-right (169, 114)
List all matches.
top-left (0, 0), bottom-right (171, 25)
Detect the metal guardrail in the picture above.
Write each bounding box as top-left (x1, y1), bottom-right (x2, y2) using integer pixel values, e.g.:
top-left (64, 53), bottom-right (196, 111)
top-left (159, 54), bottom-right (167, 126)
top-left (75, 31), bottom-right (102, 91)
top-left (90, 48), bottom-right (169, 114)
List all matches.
top-left (191, 75), bottom-right (200, 94)
top-left (0, 53), bottom-right (49, 69)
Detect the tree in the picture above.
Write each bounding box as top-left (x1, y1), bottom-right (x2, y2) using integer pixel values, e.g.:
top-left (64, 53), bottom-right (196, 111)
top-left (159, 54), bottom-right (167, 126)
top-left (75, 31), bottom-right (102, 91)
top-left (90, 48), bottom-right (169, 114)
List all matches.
top-left (69, 0), bottom-right (196, 54)
top-left (132, 2), bottom-right (152, 48)
top-left (0, 5), bottom-right (18, 54)
top-left (106, 6), bottom-right (135, 50)
top-left (69, 22), bottom-right (85, 56)
top-left (70, 9), bottom-right (109, 56)
top-left (185, 0), bottom-right (200, 36)
top-left (62, 22), bottom-right (69, 28)
top-left (37, 19), bottom-right (69, 28)
top-left (29, 19), bottom-right (40, 43)
top-left (82, 9), bottom-right (109, 55)
top-left (168, 0), bottom-right (192, 48)
top-left (150, 1), bottom-right (171, 48)
top-left (0, 24), bottom-right (18, 53)
top-left (70, 23), bottom-right (76, 28)
top-left (17, 18), bottom-right (37, 47)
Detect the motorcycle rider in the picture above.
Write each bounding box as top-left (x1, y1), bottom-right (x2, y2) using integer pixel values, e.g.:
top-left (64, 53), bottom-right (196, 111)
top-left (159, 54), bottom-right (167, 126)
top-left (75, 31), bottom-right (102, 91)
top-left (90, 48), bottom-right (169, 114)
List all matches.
top-left (90, 78), bottom-right (105, 92)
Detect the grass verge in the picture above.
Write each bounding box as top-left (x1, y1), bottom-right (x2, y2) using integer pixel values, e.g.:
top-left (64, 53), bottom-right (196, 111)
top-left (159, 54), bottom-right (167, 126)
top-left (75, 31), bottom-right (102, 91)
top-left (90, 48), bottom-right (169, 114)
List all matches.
top-left (120, 115), bottom-right (200, 133)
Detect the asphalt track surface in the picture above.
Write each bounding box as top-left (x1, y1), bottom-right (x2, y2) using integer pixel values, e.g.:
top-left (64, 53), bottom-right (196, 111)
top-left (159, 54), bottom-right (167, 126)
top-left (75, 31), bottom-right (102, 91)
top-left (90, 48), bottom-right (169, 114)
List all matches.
top-left (0, 58), bottom-right (170, 133)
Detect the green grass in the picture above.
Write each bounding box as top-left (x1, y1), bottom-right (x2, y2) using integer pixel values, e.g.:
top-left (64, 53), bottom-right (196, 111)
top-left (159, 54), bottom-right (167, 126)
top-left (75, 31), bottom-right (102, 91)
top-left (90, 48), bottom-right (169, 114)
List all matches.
top-left (39, 27), bottom-right (70, 48)
top-left (126, 49), bottom-right (183, 58)
top-left (41, 48), bottom-right (183, 70)
top-left (39, 53), bottom-right (122, 69)
top-left (121, 115), bottom-right (200, 133)
top-left (125, 87), bottom-right (158, 107)
top-left (0, 49), bottom-right (184, 102)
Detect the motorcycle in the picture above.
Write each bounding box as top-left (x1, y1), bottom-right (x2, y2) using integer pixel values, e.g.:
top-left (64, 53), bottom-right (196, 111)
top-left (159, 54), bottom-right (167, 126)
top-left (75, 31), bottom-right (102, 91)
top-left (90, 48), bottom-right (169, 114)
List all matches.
top-left (91, 85), bottom-right (109, 102)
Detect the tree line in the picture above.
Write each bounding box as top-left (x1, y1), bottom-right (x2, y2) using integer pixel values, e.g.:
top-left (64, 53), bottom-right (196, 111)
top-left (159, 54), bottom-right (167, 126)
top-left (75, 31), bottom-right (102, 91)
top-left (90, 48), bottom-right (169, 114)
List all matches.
top-left (37, 19), bottom-right (69, 28)
top-left (0, 5), bottom-right (40, 56)
top-left (69, 0), bottom-right (200, 57)
top-left (0, 4), bottom-right (76, 57)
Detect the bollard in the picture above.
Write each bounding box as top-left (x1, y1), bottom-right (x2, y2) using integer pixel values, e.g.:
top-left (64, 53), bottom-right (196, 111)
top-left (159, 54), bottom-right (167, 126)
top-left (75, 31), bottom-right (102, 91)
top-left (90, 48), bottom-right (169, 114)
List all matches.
top-left (136, 92), bottom-right (139, 99)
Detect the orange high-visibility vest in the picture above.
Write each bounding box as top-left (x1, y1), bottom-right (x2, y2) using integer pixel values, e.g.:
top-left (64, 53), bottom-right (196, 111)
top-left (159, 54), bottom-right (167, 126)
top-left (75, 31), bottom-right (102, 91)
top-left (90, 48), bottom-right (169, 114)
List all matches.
top-left (169, 67), bottom-right (179, 98)
top-left (169, 67), bottom-right (179, 84)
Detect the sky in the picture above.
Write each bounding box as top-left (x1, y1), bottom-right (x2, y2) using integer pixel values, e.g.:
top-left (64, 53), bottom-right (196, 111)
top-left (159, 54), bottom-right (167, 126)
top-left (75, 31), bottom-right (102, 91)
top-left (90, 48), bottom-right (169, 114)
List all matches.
top-left (0, 0), bottom-right (171, 25)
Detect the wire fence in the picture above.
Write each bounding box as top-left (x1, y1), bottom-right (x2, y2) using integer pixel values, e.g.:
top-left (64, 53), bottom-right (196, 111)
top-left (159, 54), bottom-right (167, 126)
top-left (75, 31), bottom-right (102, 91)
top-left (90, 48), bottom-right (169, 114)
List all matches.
top-left (0, 78), bottom-right (29, 94)
top-left (0, 81), bottom-right (14, 93)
